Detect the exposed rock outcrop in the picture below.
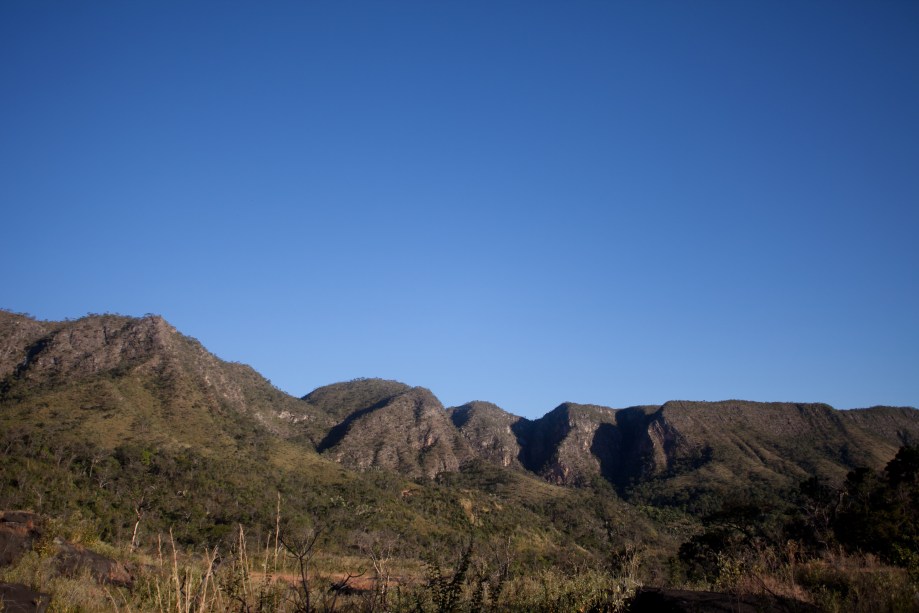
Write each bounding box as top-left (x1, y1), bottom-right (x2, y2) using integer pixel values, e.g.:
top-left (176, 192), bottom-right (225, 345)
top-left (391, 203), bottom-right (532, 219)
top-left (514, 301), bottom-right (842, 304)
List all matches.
top-left (54, 540), bottom-right (133, 587)
top-left (318, 387), bottom-right (476, 478)
top-left (449, 401), bottom-right (526, 469)
top-left (0, 583), bottom-right (51, 613)
top-left (519, 403), bottom-right (619, 485)
top-left (0, 511), bottom-right (133, 588)
top-left (0, 511), bottom-right (40, 566)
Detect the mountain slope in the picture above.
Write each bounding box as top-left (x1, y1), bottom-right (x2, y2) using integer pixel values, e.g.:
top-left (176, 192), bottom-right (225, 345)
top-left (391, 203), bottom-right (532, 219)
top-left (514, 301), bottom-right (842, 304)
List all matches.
top-left (0, 312), bottom-right (309, 454)
top-left (839, 405), bottom-right (919, 447)
top-left (448, 401), bottom-right (526, 470)
top-left (317, 386), bottom-right (476, 479)
top-left (620, 400), bottom-right (919, 510)
top-left (650, 400), bottom-right (918, 478)
top-left (3, 309), bottom-right (917, 506)
top-left (1, 311), bottom-right (628, 563)
top-left (297, 378), bottom-right (412, 445)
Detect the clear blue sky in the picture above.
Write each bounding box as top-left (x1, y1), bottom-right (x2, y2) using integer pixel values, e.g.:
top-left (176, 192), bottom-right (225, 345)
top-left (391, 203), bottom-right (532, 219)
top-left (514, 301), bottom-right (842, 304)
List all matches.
top-left (2, 1), bottom-right (917, 417)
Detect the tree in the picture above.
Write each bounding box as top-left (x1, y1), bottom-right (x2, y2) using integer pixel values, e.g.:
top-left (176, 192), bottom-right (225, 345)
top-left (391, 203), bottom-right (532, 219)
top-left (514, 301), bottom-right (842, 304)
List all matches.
top-left (279, 517), bottom-right (324, 613)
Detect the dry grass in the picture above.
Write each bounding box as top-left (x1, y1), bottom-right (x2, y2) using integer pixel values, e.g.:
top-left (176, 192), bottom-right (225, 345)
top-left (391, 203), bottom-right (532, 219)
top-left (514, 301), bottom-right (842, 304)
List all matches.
top-left (2, 511), bottom-right (916, 613)
top-left (678, 542), bottom-right (919, 613)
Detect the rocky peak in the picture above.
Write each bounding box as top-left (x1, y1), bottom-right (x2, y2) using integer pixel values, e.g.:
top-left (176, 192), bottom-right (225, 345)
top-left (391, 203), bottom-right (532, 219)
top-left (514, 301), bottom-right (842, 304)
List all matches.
top-left (0, 311), bottom-right (309, 442)
top-left (4, 313), bottom-right (175, 383)
top-left (302, 379), bottom-right (411, 419)
top-left (0, 311), bottom-right (55, 378)
top-left (449, 401), bottom-right (527, 469)
top-left (520, 402), bottom-right (620, 485)
top-left (318, 386), bottom-right (475, 479)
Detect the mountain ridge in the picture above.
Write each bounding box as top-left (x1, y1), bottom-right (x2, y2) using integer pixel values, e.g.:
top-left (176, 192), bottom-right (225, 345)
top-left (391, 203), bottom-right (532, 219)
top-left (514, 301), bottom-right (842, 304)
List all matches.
top-left (2, 310), bottom-right (917, 498)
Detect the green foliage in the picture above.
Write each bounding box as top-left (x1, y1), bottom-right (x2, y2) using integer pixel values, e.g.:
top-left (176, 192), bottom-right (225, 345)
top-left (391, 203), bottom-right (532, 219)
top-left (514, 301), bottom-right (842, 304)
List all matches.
top-left (677, 499), bottom-right (785, 584)
top-left (791, 445), bottom-right (919, 573)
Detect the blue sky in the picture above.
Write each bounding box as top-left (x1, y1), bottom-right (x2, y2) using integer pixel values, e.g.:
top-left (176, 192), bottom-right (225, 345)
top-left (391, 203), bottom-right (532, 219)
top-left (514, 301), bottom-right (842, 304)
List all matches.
top-left (2, 1), bottom-right (917, 417)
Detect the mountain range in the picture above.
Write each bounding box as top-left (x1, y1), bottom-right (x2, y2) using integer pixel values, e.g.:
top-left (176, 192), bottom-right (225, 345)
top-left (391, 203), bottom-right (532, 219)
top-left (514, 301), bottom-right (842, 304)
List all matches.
top-left (2, 309), bottom-right (916, 503)
top-left (3, 308), bottom-right (919, 613)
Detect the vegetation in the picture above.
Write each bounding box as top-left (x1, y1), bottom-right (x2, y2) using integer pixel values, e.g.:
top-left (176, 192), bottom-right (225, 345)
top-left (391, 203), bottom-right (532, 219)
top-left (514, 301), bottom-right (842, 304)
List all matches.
top-left (1, 311), bottom-right (918, 610)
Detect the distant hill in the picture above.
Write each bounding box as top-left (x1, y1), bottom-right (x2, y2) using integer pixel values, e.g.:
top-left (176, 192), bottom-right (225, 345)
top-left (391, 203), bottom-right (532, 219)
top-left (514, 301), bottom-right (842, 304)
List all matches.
top-left (2, 309), bottom-right (917, 514)
top-left (316, 385), bottom-right (476, 479)
top-left (298, 378), bottom-right (412, 445)
top-left (615, 400), bottom-right (919, 510)
top-left (449, 400), bottom-right (526, 470)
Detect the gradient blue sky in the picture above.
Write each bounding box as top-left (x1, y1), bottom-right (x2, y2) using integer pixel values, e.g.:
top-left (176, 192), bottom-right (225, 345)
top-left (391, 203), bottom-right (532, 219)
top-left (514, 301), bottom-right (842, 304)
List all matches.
top-left (2, 1), bottom-right (917, 417)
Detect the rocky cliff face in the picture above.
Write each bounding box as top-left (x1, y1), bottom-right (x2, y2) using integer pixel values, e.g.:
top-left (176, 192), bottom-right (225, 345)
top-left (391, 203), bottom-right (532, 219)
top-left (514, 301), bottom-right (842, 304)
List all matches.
top-left (298, 379), bottom-right (412, 445)
top-left (317, 387), bottom-right (476, 479)
top-left (0, 311), bottom-right (57, 379)
top-left (449, 401), bottom-right (526, 469)
top-left (496, 399), bottom-right (919, 491)
top-left (6, 314), bottom-right (173, 382)
top-left (518, 403), bottom-right (619, 485)
top-left (513, 403), bottom-right (674, 487)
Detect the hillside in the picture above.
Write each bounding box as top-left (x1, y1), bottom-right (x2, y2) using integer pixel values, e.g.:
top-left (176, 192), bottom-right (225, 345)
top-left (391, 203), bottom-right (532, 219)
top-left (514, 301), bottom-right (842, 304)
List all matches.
top-left (0, 310), bottom-right (655, 563)
top-left (620, 400), bottom-right (919, 510)
top-left (449, 400), bottom-right (527, 470)
top-left (2, 310), bottom-right (918, 611)
top-left (0, 311), bottom-right (310, 453)
top-left (316, 386), bottom-right (476, 479)
top-left (298, 378), bottom-right (412, 445)
top-left (3, 310), bottom-right (917, 506)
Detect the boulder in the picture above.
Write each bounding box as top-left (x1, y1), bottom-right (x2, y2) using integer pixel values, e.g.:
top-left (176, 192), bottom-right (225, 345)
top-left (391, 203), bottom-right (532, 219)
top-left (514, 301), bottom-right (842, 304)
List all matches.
top-left (0, 511), bottom-right (41, 566)
top-left (0, 582), bottom-right (51, 613)
top-left (0, 511), bottom-right (133, 588)
top-left (53, 540), bottom-right (134, 588)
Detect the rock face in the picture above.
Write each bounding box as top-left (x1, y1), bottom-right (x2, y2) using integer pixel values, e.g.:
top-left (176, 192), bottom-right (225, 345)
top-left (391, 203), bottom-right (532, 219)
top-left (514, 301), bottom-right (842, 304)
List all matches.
top-left (0, 311), bottom-right (56, 379)
top-left (518, 403), bottom-right (619, 485)
top-left (0, 511), bottom-right (40, 566)
top-left (449, 401), bottom-right (526, 470)
top-left (317, 387), bottom-right (476, 479)
top-left (4, 313), bottom-right (173, 382)
top-left (0, 583), bottom-right (51, 613)
top-left (473, 399), bottom-right (919, 491)
top-left (512, 403), bottom-right (669, 487)
top-left (0, 511), bottom-right (132, 588)
top-left (54, 540), bottom-right (133, 587)
top-left (299, 379), bottom-right (413, 445)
